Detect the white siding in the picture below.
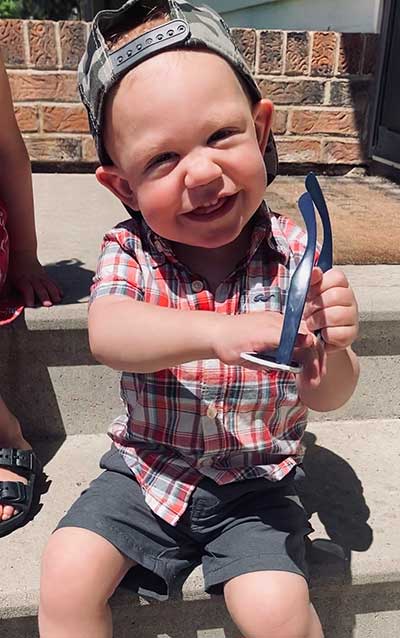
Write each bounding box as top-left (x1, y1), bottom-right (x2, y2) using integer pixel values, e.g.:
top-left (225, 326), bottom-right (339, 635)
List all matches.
top-left (207, 0), bottom-right (384, 33)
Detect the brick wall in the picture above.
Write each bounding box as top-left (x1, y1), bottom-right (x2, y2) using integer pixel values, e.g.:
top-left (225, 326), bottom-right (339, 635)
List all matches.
top-left (0, 19), bottom-right (379, 168)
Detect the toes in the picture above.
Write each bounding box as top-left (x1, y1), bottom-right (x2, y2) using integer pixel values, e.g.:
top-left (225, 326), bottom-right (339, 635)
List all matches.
top-left (0, 504), bottom-right (18, 520)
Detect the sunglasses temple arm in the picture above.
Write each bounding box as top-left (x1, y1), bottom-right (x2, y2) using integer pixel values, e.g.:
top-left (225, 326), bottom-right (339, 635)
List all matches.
top-left (305, 172), bottom-right (333, 273)
top-left (274, 192), bottom-right (317, 364)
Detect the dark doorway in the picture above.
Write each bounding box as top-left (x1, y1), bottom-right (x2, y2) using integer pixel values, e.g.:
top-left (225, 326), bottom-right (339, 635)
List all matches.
top-left (371, 0), bottom-right (400, 181)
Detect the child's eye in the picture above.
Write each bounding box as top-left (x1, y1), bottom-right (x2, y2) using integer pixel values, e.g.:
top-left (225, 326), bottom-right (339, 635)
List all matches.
top-left (147, 152), bottom-right (177, 170)
top-left (208, 128), bottom-right (236, 144)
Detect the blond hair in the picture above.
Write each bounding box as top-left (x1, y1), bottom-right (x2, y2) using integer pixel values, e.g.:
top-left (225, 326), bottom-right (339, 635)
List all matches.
top-left (106, 4), bottom-right (170, 51)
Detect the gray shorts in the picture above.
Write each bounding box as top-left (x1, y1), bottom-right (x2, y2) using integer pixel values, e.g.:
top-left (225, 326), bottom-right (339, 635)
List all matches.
top-left (57, 447), bottom-right (313, 601)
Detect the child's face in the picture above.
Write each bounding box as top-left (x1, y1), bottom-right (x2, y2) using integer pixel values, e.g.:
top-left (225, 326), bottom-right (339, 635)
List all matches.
top-left (98, 50), bottom-right (273, 249)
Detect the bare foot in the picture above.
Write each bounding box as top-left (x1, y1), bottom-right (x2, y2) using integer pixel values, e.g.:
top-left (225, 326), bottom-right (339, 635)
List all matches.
top-left (0, 413), bottom-right (32, 521)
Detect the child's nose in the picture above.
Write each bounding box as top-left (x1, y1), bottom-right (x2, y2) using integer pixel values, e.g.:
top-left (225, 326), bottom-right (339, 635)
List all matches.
top-left (184, 154), bottom-right (223, 190)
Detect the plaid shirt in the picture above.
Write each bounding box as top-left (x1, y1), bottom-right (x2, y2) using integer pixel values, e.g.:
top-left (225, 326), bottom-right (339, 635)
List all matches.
top-left (91, 203), bottom-right (312, 525)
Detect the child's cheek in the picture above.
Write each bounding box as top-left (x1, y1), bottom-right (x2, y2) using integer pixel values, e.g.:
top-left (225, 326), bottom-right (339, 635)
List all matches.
top-left (237, 145), bottom-right (266, 187)
top-left (138, 178), bottom-right (177, 217)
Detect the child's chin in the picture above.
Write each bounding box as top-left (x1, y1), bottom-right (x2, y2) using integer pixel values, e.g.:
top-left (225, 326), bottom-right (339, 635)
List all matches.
top-left (190, 232), bottom-right (241, 250)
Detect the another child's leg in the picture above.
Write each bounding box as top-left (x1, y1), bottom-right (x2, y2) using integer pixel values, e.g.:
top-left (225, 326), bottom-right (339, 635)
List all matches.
top-left (39, 527), bottom-right (136, 638)
top-left (0, 394), bottom-right (31, 520)
top-left (224, 571), bottom-right (323, 638)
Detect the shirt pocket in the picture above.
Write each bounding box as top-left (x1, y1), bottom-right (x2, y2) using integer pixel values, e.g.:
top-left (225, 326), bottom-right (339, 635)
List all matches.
top-left (248, 285), bottom-right (284, 313)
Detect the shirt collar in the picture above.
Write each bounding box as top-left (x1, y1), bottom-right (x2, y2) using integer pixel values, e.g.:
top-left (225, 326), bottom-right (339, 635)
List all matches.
top-left (141, 201), bottom-right (290, 268)
top-left (236, 202), bottom-right (290, 270)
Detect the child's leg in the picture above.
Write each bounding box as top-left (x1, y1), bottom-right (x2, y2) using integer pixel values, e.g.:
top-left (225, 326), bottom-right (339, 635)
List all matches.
top-left (0, 393), bottom-right (31, 520)
top-left (39, 527), bottom-right (136, 638)
top-left (224, 571), bottom-right (323, 638)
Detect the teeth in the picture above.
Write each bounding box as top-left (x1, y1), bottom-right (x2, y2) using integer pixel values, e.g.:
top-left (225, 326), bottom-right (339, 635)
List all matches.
top-left (188, 195), bottom-right (228, 216)
top-left (204, 198), bottom-right (219, 208)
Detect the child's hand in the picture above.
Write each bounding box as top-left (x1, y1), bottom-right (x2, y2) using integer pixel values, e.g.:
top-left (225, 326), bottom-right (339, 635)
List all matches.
top-left (9, 250), bottom-right (63, 307)
top-left (211, 311), bottom-right (314, 367)
top-left (303, 267), bottom-right (359, 352)
top-left (296, 336), bottom-right (327, 389)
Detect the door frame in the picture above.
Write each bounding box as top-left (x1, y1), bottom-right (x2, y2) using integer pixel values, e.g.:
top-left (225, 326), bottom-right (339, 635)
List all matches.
top-left (370, 0), bottom-right (400, 180)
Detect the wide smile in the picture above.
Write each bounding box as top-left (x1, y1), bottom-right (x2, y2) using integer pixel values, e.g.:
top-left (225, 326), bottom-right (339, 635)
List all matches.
top-left (184, 193), bottom-right (238, 222)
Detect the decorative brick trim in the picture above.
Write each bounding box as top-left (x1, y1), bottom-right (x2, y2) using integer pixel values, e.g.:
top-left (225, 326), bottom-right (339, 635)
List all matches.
top-left (28, 21), bottom-right (58, 70)
top-left (258, 30), bottom-right (284, 75)
top-left (311, 32), bottom-right (337, 77)
top-left (232, 28), bottom-right (257, 73)
top-left (59, 21), bottom-right (87, 70)
top-left (0, 20), bottom-right (26, 67)
top-left (1, 20), bottom-right (380, 167)
top-left (285, 31), bottom-right (310, 76)
top-left (337, 33), bottom-right (364, 76)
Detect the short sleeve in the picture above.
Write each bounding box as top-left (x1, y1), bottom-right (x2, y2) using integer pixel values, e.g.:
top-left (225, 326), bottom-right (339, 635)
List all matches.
top-left (90, 227), bottom-right (144, 305)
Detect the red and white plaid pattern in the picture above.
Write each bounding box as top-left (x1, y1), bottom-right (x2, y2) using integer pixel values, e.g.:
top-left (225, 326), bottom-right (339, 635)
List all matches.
top-left (91, 204), bottom-right (314, 525)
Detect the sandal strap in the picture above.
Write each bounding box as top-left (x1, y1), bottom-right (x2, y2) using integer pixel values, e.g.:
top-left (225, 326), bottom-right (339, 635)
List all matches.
top-left (0, 481), bottom-right (27, 504)
top-left (0, 448), bottom-right (39, 473)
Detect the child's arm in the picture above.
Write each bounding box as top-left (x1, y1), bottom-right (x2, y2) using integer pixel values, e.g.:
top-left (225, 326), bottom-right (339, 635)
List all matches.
top-left (89, 295), bottom-right (314, 373)
top-left (296, 267), bottom-right (360, 411)
top-left (0, 54), bottom-right (62, 306)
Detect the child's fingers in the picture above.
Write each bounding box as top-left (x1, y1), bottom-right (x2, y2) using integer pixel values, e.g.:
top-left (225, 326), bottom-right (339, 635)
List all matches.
top-left (320, 325), bottom-right (359, 351)
top-left (305, 305), bottom-right (356, 333)
top-left (41, 276), bottom-right (63, 304)
top-left (307, 268), bottom-right (349, 301)
top-left (31, 278), bottom-right (53, 307)
top-left (304, 287), bottom-right (355, 320)
top-left (295, 331), bottom-right (315, 349)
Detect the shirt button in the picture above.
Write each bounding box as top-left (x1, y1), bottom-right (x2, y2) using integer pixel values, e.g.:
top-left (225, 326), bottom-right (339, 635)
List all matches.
top-left (192, 280), bottom-right (204, 293)
top-left (207, 404), bottom-right (218, 419)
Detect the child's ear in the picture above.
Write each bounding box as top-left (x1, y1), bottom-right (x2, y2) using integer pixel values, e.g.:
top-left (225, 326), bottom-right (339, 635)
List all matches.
top-left (96, 165), bottom-right (139, 210)
top-left (252, 99), bottom-right (274, 155)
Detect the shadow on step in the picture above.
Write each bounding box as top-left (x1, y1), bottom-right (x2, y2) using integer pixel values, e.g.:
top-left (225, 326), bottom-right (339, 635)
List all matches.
top-left (300, 431), bottom-right (374, 638)
top-left (0, 258), bottom-right (97, 454)
top-left (44, 259), bottom-right (95, 305)
top-left (0, 319), bottom-right (94, 452)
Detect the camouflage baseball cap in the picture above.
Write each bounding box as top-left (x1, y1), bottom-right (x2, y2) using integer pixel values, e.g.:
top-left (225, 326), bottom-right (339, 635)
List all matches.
top-left (78, 0), bottom-right (278, 183)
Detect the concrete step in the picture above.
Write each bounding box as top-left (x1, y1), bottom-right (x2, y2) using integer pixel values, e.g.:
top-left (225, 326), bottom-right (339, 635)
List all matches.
top-left (1, 173), bottom-right (400, 441)
top-left (1, 263), bottom-right (399, 441)
top-left (1, 418), bottom-right (399, 637)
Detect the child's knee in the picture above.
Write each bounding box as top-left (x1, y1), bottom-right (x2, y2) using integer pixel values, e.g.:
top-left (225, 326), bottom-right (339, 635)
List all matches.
top-left (41, 529), bottom-right (92, 615)
top-left (224, 571), bottom-right (313, 638)
top-left (40, 527), bottom-right (117, 616)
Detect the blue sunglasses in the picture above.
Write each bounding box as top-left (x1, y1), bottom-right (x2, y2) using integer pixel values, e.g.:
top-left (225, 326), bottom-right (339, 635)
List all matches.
top-left (241, 173), bottom-right (333, 374)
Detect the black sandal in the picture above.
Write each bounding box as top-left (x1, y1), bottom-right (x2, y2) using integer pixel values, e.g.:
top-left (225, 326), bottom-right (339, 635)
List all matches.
top-left (0, 448), bottom-right (41, 537)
